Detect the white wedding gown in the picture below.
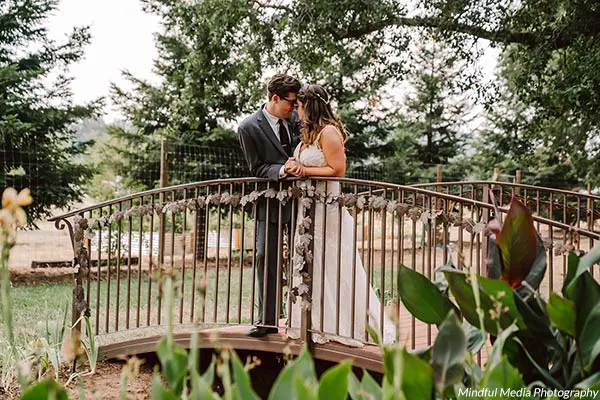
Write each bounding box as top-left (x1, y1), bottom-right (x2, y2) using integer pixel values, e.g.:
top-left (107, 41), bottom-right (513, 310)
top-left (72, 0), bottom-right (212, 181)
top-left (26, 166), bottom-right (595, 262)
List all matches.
top-left (286, 134), bottom-right (396, 346)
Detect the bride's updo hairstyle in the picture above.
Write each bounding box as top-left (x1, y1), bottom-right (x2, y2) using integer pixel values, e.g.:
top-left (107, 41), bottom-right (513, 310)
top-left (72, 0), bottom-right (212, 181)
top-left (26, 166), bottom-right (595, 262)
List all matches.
top-left (297, 84), bottom-right (347, 146)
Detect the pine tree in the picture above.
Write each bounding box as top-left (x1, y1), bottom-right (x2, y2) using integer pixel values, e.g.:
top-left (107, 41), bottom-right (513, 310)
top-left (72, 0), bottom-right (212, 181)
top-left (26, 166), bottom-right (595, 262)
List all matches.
top-left (0, 0), bottom-right (100, 224)
top-left (384, 39), bottom-right (471, 183)
top-left (108, 0), bottom-right (267, 189)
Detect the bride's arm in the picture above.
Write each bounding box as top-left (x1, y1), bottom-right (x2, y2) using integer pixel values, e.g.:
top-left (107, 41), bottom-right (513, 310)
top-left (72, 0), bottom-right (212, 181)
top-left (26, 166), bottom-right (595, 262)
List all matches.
top-left (303, 127), bottom-right (346, 177)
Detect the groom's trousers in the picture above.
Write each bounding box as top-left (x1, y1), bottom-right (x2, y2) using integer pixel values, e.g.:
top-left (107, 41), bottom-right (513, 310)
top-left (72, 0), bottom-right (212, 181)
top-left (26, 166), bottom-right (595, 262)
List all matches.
top-left (255, 219), bottom-right (289, 327)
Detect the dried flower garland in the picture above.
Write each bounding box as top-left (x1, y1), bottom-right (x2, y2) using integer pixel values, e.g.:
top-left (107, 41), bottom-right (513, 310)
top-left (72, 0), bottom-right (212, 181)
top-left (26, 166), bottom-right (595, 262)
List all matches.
top-left (68, 182), bottom-right (581, 316)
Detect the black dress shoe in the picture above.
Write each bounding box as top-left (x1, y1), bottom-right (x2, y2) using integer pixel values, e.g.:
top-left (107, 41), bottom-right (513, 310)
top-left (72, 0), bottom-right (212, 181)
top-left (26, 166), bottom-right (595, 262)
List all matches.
top-left (246, 326), bottom-right (279, 337)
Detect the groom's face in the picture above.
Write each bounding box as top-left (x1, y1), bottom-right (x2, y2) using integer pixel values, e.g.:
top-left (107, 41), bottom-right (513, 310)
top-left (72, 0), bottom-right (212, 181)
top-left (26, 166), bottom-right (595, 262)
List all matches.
top-left (272, 92), bottom-right (298, 119)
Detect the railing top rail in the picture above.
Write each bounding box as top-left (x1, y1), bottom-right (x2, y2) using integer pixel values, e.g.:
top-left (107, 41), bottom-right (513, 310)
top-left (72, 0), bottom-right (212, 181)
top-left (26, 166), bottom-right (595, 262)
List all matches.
top-left (48, 176), bottom-right (600, 239)
top-left (49, 176), bottom-right (499, 221)
top-left (412, 180), bottom-right (600, 201)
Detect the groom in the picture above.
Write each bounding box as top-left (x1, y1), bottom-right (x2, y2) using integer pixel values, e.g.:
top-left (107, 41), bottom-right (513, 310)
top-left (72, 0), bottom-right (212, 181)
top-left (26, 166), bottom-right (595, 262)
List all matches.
top-left (238, 74), bottom-right (303, 337)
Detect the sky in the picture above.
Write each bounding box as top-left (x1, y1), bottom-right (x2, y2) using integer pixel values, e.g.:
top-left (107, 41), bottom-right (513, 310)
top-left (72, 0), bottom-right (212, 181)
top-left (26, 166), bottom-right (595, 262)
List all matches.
top-left (48, 0), bottom-right (160, 122)
top-left (48, 0), bottom-right (499, 124)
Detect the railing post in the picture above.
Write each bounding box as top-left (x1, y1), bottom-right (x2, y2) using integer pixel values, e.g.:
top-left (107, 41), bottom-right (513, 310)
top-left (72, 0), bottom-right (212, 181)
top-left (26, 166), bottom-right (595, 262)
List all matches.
top-left (159, 139), bottom-right (168, 263)
top-left (588, 183), bottom-right (593, 230)
top-left (436, 164), bottom-right (443, 210)
top-left (481, 183), bottom-right (490, 277)
top-left (515, 170), bottom-right (521, 196)
top-left (300, 195), bottom-right (316, 351)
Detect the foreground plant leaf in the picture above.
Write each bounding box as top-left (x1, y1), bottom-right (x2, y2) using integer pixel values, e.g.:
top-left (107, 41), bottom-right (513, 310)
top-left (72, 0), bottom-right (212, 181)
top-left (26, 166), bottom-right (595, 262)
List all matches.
top-left (496, 196), bottom-right (538, 288)
top-left (397, 264), bottom-right (457, 325)
top-left (20, 379), bottom-right (68, 400)
top-left (431, 311), bottom-right (466, 393)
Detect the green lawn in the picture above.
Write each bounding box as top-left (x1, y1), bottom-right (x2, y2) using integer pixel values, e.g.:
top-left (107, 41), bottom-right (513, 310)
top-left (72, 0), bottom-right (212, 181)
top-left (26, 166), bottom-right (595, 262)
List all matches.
top-left (2, 261), bottom-right (403, 348)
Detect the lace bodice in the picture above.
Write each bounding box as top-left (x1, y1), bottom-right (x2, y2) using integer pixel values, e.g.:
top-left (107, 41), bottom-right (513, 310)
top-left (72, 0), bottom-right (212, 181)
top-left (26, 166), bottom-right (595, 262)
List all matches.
top-left (293, 142), bottom-right (327, 167)
top-left (293, 126), bottom-right (345, 168)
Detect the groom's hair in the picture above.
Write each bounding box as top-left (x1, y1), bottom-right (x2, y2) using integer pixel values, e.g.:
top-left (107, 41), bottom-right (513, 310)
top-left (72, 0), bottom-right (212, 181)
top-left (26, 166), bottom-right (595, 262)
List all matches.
top-left (267, 74), bottom-right (301, 100)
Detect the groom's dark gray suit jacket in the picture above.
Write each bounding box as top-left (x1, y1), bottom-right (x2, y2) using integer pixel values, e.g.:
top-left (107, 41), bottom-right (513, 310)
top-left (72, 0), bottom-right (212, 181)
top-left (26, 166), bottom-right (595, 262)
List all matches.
top-left (238, 105), bottom-right (300, 222)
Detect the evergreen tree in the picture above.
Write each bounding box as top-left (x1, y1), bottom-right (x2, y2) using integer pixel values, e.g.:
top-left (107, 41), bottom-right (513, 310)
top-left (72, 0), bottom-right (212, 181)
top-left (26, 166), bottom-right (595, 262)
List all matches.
top-left (0, 0), bottom-right (100, 224)
top-left (384, 39), bottom-right (471, 184)
top-left (108, 0), bottom-right (267, 189)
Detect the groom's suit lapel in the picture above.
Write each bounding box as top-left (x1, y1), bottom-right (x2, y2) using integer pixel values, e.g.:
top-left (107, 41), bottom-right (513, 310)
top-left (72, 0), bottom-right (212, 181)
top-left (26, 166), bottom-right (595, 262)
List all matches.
top-left (256, 107), bottom-right (289, 159)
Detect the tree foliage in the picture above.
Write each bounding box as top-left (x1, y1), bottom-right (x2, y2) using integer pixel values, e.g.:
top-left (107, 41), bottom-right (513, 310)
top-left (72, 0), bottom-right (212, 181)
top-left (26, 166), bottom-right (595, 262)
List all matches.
top-left (108, 0), bottom-right (268, 188)
top-left (383, 39), bottom-right (471, 184)
top-left (255, 0), bottom-right (600, 187)
top-left (0, 0), bottom-right (100, 224)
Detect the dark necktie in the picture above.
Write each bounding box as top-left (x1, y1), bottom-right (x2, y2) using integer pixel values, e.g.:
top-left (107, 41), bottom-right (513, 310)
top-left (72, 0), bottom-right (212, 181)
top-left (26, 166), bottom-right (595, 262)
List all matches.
top-left (278, 119), bottom-right (291, 156)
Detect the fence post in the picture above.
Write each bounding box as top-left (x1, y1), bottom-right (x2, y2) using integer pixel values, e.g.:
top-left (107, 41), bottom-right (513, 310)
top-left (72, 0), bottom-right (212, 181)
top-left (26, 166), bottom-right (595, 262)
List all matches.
top-left (159, 139), bottom-right (168, 264)
top-left (515, 170), bottom-right (521, 196)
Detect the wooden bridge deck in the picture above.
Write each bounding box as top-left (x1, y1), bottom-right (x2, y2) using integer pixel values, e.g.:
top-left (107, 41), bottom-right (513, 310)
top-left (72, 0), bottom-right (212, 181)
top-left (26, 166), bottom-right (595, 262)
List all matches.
top-left (98, 313), bottom-right (438, 374)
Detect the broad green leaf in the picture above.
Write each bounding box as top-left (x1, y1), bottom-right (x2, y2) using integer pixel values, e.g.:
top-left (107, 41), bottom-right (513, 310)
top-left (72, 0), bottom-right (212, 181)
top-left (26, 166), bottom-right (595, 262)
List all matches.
top-left (563, 252), bottom-right (580, 297)
top-left (431, 311), bottom-right (466, 392)
top-left (483, 324), bottom-right (519, 379)
top-left (575, 371), bottom-right (600, 390)
top-left (523, 235), bottom-right (547, 291)
top-left (569, 244), bottom-right (600, 290)
top-left (21, 379), bottom-right (68, 400)
top-left (294, 376), bottom-right (318, 400)
top-left (514, 294), bottom-right (554, 343)
top-left (151, 373), bottom-right (179, 400)
top-left (477, 276), bottom-right (526, 330)
top-left (546, 293), bottom-right (576, 337)
top-left (203, 355), bottom-right (216, 387)
top-left (513, 338), bottom-right (564, 390)
top-left (348, 371), bottom-right (361, 400)
top-left (463, 320), bottom-right (486, 353)
top-left (482, 357), bottom-right (525, 399)
top-left (231, 351), bottom-right (260, 400)
top-left (366, 324), bottom-right (381, 347)
top-left (318, 360), bottom-right (352, 400)
top-left (383, 346), bottom-right (402, 386)
top-left (401, 349), bottom-right (433, 399)
top-left (397, 264), bottom-right (456, 325)
top-left (445, 271), bottom-right (488, 331)
top-left (361, 370), bottom-right (383, 400)
top-left (268, 348), bottom-right (317, 400)
top-left (156, 337), bottom-right (189, 395)
top-left (486, 236), bottom-right (503, 280)
top-left (410, 345), bottom-right (432, 362)
top-left (579, 306), bottom-right (600, 369)
top-left (446, 270), bottom-right (526, 334)
top-left (572, 272), bottom-right (600, 337)
top-left (496, 196), bottom-right (537, 288)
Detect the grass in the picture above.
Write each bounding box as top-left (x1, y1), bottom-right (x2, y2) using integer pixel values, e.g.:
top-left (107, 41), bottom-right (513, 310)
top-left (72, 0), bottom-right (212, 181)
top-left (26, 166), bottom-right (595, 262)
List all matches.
top-left (2, 260), bottom-right (404, 346)
top-left (1, 283), bottom-right (72, 347)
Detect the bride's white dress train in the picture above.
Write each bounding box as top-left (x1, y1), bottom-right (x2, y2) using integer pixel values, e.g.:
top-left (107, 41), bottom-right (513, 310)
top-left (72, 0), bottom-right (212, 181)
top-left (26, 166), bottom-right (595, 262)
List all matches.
top-left (286, 138), bottom-right (396, 347)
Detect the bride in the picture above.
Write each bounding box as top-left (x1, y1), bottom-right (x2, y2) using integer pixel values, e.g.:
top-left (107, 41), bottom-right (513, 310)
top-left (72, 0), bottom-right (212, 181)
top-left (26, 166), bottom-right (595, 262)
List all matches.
top-left (285, 84), bottom-right (396, 346)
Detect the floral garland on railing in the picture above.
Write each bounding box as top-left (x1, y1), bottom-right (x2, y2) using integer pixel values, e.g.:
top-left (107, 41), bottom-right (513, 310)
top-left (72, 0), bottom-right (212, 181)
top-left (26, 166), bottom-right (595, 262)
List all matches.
top-left (69, 183), bottom-right (580, 314)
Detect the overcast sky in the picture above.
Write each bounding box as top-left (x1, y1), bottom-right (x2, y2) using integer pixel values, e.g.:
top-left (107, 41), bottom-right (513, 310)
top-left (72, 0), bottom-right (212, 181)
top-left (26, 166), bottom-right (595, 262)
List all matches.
top-left (48, 0), bottom-right (160, 122)
top-left (48, 0), bottom-right (498, 124)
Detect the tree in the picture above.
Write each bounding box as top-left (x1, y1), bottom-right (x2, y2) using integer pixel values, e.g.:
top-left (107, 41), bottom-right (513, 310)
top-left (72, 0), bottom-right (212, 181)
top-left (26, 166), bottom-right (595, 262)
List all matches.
top-left (0, 0), bottom-right (100, 224)
top-left (108, 0), bottom-right (267, 189)
top-left (255, 0), bottom-right (600, 186)
top-left (473, 54), bottom-right (593, 189)
top-left (383, 38), bottom-right (471, 184)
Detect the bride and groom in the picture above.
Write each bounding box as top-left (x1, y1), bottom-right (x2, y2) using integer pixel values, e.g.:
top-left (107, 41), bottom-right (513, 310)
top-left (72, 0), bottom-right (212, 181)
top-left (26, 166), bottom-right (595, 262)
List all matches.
top-left (238, 74), bottom-right (395, 345)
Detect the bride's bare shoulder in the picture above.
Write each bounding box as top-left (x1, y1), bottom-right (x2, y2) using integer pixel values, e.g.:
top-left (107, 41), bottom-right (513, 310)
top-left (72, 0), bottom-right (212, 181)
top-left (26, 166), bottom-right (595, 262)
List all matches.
top-left (319, 125), bottom-right (343, 143)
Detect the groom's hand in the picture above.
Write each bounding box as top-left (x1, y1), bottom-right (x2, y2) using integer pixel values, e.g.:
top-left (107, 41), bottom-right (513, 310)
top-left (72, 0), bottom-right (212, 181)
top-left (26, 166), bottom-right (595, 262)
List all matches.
top-left (284, 158), bottom-right (305, 177)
